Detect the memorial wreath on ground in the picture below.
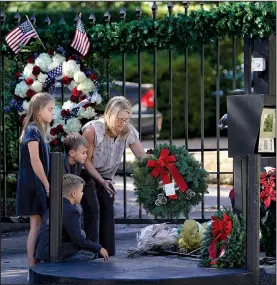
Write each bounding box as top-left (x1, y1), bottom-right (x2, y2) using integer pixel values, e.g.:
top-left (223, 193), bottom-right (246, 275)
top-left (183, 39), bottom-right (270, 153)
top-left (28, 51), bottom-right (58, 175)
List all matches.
top-left (133, 144), bottom-right (209, 218)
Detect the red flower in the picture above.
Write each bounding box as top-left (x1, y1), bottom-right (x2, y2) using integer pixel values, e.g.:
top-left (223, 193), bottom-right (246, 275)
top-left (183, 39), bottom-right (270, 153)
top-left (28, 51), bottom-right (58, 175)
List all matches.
top-left (260, 172), bottom-right (267, 180)
top-left (61, 109), bottom-right (70, 118)
top-left (89, 73), bottom-right (97, 81)
top-left (62, 76), bottom-right (72, 85)
top-left (50, 128), bottom-right (57, 136)
top-left (56, 124), bottom-right (64, 133)
top-left (32, 66), bottom-right (41, 77)
top-left (229, 188), bottom-right (234, 200)
top-left (25, 78), bottom-right (34, 86)
top-left (83, 102), bottom-right (95, 109)
top-left (51, 138), bottom-right (59, 146)
top-left (26, 89), bottom-right (36, 99)
top-left (68, 56), bottom-right (74, 60)
top-left (27, 56), bottom-right (34, 64)
top-left (48, 49), bottom-right (54, 55)
top-left (260, 187), bottom-right (276, 208)
top-left (70, 95), bottom-right (78, 102)
top-left (14, 71), bottom-right (21, 79)
top-left (72, 87), bottom-right (82, 98)
top-left (80, 95), bottom-right (87, 101)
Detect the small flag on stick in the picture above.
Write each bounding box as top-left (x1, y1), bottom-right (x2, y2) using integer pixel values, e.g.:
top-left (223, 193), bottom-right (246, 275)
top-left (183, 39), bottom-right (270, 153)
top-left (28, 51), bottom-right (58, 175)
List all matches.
top-left (5, 19), bottom-right (38, 54)
top-left (70, 16), bottom-right (90, 56)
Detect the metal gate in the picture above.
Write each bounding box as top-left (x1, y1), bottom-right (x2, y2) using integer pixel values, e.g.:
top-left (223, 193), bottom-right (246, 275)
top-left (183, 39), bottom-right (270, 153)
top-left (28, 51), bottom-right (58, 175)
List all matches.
top-left (0, 2), bottom-right (274, 224)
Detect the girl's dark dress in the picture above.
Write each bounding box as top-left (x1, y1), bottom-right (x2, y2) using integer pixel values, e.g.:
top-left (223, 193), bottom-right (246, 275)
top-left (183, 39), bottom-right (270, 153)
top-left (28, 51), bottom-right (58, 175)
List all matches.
top-left (16, 123), bottom-right (50, 216)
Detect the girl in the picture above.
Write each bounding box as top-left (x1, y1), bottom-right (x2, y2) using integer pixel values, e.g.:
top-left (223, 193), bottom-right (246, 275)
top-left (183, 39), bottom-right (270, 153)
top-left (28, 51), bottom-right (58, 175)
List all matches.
top-left (16, 92), bottom-right (55, 268)
top-left (81, 96), bottom-right (146, 256)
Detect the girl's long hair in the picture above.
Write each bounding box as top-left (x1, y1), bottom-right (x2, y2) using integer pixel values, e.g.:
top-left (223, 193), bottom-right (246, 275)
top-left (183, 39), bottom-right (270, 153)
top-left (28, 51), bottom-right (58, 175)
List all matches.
top-left (104, 96), bottom-right (132, 137)
top-left (19, 92), bottom-right (54, 143)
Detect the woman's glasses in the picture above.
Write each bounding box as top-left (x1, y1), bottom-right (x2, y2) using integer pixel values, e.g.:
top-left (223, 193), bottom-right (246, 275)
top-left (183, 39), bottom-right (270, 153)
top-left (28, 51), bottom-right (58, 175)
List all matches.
top-left (116, 117), bottom-right (129, 123)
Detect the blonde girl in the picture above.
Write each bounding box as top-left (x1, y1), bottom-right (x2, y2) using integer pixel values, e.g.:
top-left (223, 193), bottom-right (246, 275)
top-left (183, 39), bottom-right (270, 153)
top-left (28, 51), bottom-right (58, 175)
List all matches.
top-left (81, 96), bottom-right (146, 256)
top-left (16, 92), bottom-right (54, 269)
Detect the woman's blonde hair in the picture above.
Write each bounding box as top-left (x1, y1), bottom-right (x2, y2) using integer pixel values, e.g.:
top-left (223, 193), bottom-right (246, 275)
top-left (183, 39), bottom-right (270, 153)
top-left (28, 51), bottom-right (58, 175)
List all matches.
top-left (19, 92), bottom-right (54, 142)
top-left (104, 96), bottom-right (132, 137)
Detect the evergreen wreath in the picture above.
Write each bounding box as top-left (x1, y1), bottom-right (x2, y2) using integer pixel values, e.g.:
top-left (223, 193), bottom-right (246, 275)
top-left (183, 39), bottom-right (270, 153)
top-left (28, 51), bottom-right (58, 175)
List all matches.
top-left (133, 144), bottom-right (208, 218)
top-left (200, 208), bottom-right (246, 268)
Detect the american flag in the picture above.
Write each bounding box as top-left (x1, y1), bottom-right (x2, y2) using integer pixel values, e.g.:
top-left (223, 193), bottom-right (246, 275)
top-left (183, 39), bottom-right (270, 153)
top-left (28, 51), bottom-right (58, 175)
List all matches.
top-left (5, 20), bottom-right (38, 54)
top-left (70, 18), bottom-right (90, 56)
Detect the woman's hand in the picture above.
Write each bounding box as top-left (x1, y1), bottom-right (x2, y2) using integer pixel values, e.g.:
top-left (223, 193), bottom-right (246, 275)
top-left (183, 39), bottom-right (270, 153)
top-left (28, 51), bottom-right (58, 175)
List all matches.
top-left (101, 180), bottom-right (116, 197)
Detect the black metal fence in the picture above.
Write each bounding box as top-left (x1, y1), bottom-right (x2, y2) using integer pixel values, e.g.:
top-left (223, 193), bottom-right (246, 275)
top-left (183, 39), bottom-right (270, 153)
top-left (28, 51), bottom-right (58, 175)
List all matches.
top-left (0, 2), bottom-right (270, 224)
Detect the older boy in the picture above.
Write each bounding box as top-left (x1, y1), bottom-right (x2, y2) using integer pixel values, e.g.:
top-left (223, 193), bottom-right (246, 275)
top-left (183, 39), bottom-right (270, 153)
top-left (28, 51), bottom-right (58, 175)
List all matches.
top-left (34, 174), bottom-right (109, 262)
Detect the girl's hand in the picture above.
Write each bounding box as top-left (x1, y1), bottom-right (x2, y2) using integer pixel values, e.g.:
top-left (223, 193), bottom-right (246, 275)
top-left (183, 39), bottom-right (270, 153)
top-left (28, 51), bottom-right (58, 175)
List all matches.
top-left (102, 180), bottom-right (116, 197)
top-left (44, 182), bottom-right (50, 196)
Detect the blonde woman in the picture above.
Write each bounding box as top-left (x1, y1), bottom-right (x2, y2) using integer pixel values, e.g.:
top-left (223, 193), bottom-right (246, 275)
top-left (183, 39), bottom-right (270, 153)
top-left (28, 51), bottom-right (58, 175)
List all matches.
top-left (81, 96), bottom-right (146, 256)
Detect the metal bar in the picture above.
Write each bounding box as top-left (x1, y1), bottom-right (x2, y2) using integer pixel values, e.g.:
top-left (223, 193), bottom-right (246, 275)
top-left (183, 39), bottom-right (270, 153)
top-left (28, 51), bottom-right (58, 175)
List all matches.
top-left (0, 18), bottom-right (3, 215)
top-left (232, 37), bottom-right (236, 90)
top-left (152, 2), bottom-right (157, 148)
top-left (216, 35), bottom-right (220, 210)
top-left (122, 50), bottom-right (127, 219)
top-left (184, 3), bottom-right (189, 149)
top-left (2, 53), bottom-right (6, 216)
top-left (169, 48), bottom-right (173, 145)
top-left (200, 44), bottom-right (205, 219)
top-left (137, 6), bottom-right (142, 219)
top-left (106, 58), bottom-right (110, 99)
top-left (246, 154), bottom-right (260, 285)
top-left (49, 152), bottom-right (63, 262)
top-left (244, 36), bottom-right (252, 94)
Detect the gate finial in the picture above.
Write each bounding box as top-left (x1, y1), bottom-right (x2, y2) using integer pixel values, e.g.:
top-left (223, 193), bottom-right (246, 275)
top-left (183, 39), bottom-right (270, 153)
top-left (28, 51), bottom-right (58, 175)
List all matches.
top-left (89, 11), bottom-right (96, 25)
top-left (0, 8), bottom-right (6, 24)
top-left (14, 9), bottom-right (21, 24)
top-left (30, 13), bottom-right (36, 25)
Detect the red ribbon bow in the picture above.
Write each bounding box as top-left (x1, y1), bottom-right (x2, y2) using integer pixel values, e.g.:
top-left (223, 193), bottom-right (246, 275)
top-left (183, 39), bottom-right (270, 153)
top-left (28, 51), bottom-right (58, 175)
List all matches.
top-left (208, 213), bottom-right (232, 264)
top-left (147, 148), bottom-right (188, 199)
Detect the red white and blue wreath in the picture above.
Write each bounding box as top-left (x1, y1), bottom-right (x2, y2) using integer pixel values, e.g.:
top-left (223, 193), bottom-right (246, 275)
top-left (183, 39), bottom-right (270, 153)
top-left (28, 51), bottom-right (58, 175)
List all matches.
top-left (7, 46), bottom-right (102, 146)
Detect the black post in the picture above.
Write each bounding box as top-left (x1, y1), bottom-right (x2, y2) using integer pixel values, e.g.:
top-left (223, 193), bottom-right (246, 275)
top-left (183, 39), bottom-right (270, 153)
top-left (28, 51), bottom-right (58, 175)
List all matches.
top-left (0, 7), bottom-right (5, 216)
top-left (168, 2), bottom-right (173, 146)
top-left (49, 152), bottom-right (63, 262)
top-left (104, 9), bottom-right (111, 99)
top-left (246, 154), bottom-right (260, 285)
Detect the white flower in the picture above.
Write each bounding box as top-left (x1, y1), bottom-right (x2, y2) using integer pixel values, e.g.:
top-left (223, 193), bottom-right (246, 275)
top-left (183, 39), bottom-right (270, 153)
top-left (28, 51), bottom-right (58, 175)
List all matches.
top-left (79, 107), bottom-right (96, 119)
top-left (37, 73), bottom-right (47, 83)
top-left (22, 100), bottom-right (29, 111)
top-left (67, 80), bottom-right (77, 91)
top-left (18, 110), bottom-right (27, 116)
top-left (23, 63), bottom-right (35, 79)
top-left (77, 78), bottom-right (95, 94)
top-left (90, 91), bottom-right (102, 105)
top-left (35, 53), bottom-right (52, 72)
top-left (15, 81), bottom-right (29, 98)
top-left (31, 81), bottom-right (43, 93)
top-left (53, 54), bottom-right (66, 66)
top-left (74, 71), bottom-right (87, 83)
top-left (62, 100), bottom-right (76, 111)
top-left (62, 118), bottom-right (82, 134)
top-left (63, 60), bottom-right (80, 78)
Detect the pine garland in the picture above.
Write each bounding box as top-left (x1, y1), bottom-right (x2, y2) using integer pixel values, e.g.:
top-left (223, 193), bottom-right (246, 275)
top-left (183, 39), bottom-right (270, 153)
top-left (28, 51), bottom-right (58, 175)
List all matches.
top-left (1, 2), bottom-right (276, 56)
top-left (199, 208), bottom-right (246, 268)
top-left (133, 144), bottom-right (208, 218)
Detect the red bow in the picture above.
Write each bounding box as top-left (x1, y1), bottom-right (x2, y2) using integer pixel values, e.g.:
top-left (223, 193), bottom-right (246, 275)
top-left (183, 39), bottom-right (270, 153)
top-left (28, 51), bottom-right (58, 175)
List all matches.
top-left (147, 148), bottom-right (188, 199)
top-left (208, 213), bottom-right (232, 264)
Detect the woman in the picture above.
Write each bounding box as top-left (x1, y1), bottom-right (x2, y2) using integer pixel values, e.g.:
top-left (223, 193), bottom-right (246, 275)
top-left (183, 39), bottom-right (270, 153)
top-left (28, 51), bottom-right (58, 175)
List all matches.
top-left (81, 96), bottom-right (146, 256)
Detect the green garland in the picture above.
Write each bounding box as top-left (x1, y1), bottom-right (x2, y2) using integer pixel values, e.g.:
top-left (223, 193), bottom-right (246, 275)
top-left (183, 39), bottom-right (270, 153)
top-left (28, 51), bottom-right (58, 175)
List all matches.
top-left (133, 144), bottom-right (208, 218)
top-left (1, 2), bottom-right (276, 57)
top-left (200, 208), bottom-right (246, 268)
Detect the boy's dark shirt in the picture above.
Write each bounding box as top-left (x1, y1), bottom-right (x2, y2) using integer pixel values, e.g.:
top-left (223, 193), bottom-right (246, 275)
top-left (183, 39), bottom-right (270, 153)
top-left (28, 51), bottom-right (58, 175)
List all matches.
top-left (63, 154), bottom-right (83, 176)
top-left (34, 198), bottom-right (101, 261)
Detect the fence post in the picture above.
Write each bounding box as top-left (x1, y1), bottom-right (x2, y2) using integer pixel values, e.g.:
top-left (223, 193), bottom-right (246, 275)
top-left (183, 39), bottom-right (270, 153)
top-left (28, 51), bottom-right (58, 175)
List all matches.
top-left (246, 154), bottom-right (260, 285)
top-left (49, 152), bottom-right (63, 262)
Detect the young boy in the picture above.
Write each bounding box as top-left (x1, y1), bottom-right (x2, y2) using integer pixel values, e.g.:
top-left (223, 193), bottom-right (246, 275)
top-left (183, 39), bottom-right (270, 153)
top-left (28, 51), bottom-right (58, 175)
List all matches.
top-left (63, 133), bottom-right (89, 176)
top-left (34, 174), bottom-right (109, 262)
